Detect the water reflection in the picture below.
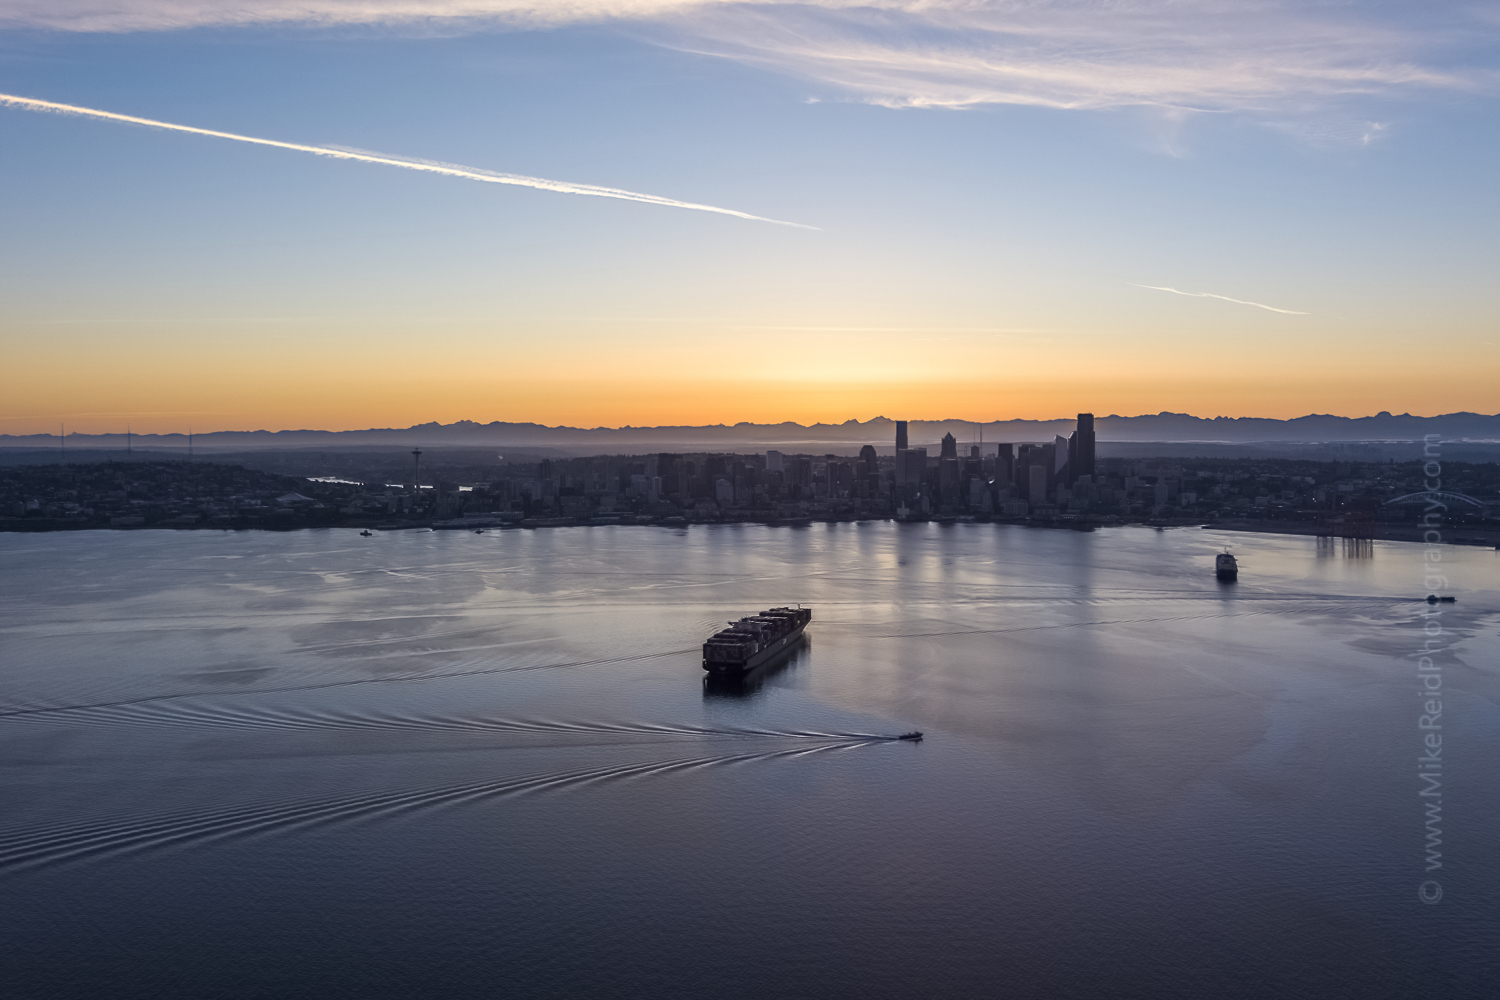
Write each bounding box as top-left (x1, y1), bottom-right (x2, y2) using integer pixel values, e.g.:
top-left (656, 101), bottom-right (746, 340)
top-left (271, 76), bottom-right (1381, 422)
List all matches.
top-left (1316, 535), bottom-right (1376, 559)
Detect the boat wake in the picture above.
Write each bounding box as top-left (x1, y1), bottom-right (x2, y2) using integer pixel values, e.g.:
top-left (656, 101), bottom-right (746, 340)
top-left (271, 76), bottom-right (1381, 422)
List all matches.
top-left (0, 698), bottom-right (911, 745)
top-left (0, 742), bottom-right (881, 875)
top-left (0, 647), bottom-right (699, 724)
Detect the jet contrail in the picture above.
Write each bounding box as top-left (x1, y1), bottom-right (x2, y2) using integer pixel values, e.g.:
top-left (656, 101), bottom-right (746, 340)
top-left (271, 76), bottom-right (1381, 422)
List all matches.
top-left (0, 92), bottom-right (815, 229)
top-left (1132, 283), bottom-right (1307, 315)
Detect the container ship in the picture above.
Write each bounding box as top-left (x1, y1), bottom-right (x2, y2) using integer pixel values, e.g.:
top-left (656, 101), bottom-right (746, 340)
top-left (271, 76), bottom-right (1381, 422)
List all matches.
top-left (702, 606), bottom-right (811, 675)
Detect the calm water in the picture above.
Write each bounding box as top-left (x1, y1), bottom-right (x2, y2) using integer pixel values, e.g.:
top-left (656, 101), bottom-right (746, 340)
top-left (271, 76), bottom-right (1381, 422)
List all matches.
top-left (2, 524), bottom-right (1497, 998)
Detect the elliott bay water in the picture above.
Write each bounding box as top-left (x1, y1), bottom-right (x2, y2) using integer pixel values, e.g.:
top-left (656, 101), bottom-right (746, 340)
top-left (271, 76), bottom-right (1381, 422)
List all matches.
top-left (1, 523), bottom-right (1497, 999)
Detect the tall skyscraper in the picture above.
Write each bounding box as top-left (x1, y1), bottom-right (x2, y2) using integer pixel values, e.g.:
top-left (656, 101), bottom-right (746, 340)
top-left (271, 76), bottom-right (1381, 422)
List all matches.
top-left (940, 433), bottom-right (958, 460)
top-left (1076, 413), bottom-right (1096, 480)
top-left (895, 420), bottom-right (910, 483)
top-left (1053, 435), bottom-right (1071, 486)
top-left (857, 444), bottom-right (879, 497)
top-left (995, 443), bottom-right (1014, 486)
top-left (901, 447), bottom-right (927, 487)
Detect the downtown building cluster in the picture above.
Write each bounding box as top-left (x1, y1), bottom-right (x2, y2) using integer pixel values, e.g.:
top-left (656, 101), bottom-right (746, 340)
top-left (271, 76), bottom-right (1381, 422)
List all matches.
top-left (890, 414), bottom-right (1097, 518)
top-left (5, 425), bottom-right (1498, 537)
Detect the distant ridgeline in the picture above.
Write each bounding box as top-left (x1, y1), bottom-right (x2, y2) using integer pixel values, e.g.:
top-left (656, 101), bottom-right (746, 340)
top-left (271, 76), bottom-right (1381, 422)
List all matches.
top-left (3, 412), bottom-right (1500, 456)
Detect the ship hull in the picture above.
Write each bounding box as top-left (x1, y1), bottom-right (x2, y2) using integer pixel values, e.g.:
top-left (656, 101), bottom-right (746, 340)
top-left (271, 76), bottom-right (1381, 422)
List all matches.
top-left (703, 621), bottom-right (808, 675)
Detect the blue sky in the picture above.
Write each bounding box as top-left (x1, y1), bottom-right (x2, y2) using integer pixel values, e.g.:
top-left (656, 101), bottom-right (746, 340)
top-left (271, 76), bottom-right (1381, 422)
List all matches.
top-left (2, 2), bottom-right (1497, 432)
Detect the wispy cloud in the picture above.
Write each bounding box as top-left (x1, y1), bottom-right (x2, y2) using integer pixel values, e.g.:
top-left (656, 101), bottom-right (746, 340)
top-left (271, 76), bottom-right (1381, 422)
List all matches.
top-left (3, 3), bottom-right (1490, 124)
top-left (0, 92), bottom-right (813, 228)
top-left (1132, 284), bottom-right (1308, 315)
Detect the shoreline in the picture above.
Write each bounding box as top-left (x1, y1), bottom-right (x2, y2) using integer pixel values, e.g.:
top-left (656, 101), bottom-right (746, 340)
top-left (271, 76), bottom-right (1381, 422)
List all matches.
top-left (3, 515), bottom-right (1497, 548)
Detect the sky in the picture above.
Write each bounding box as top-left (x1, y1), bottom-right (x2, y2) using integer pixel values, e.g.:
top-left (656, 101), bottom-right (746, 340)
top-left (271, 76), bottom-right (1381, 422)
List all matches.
top-left (1, 1), bottom-right (1498, 434)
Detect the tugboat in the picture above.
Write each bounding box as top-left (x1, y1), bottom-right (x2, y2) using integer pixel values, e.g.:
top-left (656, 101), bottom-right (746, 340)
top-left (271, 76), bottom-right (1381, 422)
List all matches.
top-left (1216, 550), bottom-right (1238, 581)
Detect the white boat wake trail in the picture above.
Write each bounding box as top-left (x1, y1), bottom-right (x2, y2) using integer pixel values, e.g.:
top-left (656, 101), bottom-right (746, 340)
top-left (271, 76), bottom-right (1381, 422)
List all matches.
top-left (0, 742), bottom-right (884, 874)
top-left (0, 699), bottom-right (903, 743)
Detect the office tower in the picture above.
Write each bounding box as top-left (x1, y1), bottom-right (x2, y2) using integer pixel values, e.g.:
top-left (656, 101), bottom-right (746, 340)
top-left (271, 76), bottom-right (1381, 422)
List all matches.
top-left (940, 433), bottom-right (958, 460)
top-left (901, 447), bottom-right (927, 487)
top-left (1053, 435), bottom-right (1071, 487)
top-left (995, 444), bottom-right (1014, 486)
top-left (766, 450), bottom-right (784, 473)
top-left (939, 454), bottom-right (959, 496)
top-left (657, 454), bottom-right (682, 495)
top-left (1076, 413), bottom-right (1096, 480)
top-left (1029, 465), bottom-right (1048, 506)
top-left (857, 444), bottom-right (879, 497)
top-left (791, 456), bottom-right (813, 498)
top-left (895, 421), bottom-right (910, 484)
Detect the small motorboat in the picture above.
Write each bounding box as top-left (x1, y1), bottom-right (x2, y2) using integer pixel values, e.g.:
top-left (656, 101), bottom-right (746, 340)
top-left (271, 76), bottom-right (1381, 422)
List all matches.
top-left (359, 530), bottom-right (373, 537)
top-left (1425, 595), bottom-right (1456, 604)
top-left (474, 529), bottom-right (484, 534)
top-left (1216, 551), bottom-right (1238, 581)
top-left (896, 731), bottom-right (923, 741)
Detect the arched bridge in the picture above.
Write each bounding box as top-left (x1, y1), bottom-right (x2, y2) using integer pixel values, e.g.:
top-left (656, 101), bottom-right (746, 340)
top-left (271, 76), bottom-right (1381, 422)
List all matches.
top-left (1383, 491), bottom-right (1488, 508)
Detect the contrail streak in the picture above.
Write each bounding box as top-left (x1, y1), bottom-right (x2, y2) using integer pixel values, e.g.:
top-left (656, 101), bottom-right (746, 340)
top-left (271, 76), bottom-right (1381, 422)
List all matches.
top-left (0, 92), bottom-right (815, 229)
top-left (1132, 283), bottom-right (1308, 315)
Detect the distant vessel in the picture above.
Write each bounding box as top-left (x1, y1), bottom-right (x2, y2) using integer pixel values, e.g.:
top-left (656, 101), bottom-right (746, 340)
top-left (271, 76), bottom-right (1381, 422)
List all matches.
top-left (359, 530), bottom-right (373, 537)
top-left (1216, 551), bottom-right (1238, 581)
top-left (703, 606), bottom-right (811, 675)
top-left (896, 731), bottom-right (923, 741)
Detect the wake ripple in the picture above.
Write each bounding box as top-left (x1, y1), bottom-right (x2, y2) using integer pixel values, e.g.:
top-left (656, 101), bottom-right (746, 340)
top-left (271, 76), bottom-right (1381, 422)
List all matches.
top-left (0, 699), bottom-right (902, 744)
top-left (0, 648), bottom-right (698, 722)
top-left (0, 742), bottom-right (877, 874)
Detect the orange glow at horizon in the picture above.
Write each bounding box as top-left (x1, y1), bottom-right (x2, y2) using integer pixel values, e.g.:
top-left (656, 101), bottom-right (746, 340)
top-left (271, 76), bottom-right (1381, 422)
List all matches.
top-left (6, 312), bottom-right (1497, 436)
top-left (5, 374), bottom-right (1494, 437)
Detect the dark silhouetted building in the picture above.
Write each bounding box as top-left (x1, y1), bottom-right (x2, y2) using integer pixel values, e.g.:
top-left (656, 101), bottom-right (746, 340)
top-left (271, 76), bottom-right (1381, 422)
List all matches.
top-left (900, 447), bottom-right (927, 488)
top-left (995, 444), bottom-right (1014, 487)
top-left (1075, 413), bottom-right (1096, 481)
top-left (1016, 443), bottom-right (1054, 501)
top-left (1060, 413), bottom-right (1096, 486)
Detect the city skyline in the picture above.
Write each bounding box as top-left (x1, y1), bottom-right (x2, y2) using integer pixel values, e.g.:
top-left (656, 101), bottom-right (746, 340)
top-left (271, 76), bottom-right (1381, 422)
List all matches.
top-left (8, 408), bottom-right (1500, 451)
top-left (3, 2), bottom-right (1498, 434)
